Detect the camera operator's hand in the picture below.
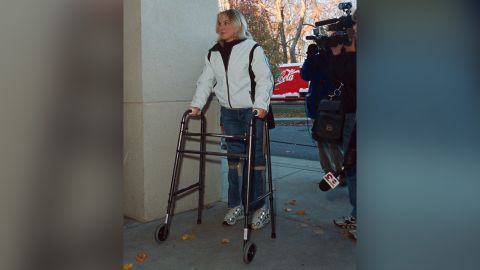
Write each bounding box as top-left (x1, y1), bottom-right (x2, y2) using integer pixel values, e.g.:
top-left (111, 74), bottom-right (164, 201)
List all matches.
top-left (330, 44), bottom-right (343, 56)
top-left (344, 37), bottom-right (356, 52)
top-left (345, 26), bottom-right (357, 52)
top-left (306, 44), bottom-right (319, 57)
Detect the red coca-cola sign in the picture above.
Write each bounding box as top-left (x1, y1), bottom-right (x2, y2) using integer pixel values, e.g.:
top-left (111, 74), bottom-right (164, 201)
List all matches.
top-left (273, 63), bottom-right (309, 100)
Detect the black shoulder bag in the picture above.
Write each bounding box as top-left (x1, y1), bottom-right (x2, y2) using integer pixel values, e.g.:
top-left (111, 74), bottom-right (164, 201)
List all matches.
top-left (312, 83), bottom-right (345, 143)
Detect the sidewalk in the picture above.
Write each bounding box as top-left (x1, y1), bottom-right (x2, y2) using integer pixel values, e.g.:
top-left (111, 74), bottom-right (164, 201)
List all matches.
top-left (123, 156), bottom-right (355, 270)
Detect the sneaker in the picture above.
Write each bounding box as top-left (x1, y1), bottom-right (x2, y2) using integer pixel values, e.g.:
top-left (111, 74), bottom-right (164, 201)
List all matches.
top-left (348, 229), bottom-right (357, 240)
top-left (333, 216), bottom-right (356, 229)
top-left (223, 205), bottom-right (244, 226)
top-left (251, 207), bottom-right (271, 230)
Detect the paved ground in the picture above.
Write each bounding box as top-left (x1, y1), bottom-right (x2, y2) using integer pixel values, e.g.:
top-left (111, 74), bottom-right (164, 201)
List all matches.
top-left (269, 120), bottom-right (319, 160)
top-left (124, 156), bottom-right (356, 270)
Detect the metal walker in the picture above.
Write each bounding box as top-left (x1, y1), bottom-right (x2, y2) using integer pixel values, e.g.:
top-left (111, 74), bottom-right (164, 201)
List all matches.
top-left (154, 109), bottom-right (276, 264)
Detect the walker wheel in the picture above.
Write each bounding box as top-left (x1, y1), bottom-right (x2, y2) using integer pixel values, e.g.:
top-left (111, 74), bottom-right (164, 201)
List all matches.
top-left (243, 241), bottom-right (257, 264)
top-left (155, 224), bottom-right (169, 242)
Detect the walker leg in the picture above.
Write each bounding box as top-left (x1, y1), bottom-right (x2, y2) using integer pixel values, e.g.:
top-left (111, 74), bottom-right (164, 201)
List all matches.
top-left (197, 114), bottom-right (206, 224)
top-left (155, 113), bottom-right (189, 242)
top-left (242, 114), bottom-right (256, 263)
top-left (264, 123), bottom-right (276, 239)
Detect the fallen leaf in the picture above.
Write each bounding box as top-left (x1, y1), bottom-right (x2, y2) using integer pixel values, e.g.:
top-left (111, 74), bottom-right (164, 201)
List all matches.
top-left (123, 263), bottom-right (133, 270)
top-left (284, 207), bottom-right (292, 212)
top-left (313, 229), bottom-right (325, 235)
top-left (204, 204), bottom-right (213, 209)
top-left (181, 233), bottom-right (195, 241)
top-left (221, 238), bottom-right (230, 244)
top-left (300, 223), bottom-right (309, 228)
top-left (135, 251), bottom-right (148, 263)
top-left (288, 199), bottom-right (297, 205)
top-left (296, 209), bottom-right (306, 216)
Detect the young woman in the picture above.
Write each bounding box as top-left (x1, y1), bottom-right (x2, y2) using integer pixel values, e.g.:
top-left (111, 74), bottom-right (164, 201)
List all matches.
top-left (189, 9), bottom-right (274, 230)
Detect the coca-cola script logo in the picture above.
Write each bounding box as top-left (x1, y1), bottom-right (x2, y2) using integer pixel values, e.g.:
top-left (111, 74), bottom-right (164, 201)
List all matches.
top-left (276, 69), bottom-right (299, 85)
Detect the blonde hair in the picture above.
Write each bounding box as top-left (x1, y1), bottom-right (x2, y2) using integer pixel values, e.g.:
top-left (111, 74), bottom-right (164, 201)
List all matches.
top-left (216, 9), bottom-right (252, 43)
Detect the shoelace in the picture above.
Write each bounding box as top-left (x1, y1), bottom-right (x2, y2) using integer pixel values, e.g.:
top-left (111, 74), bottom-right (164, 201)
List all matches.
top-left (255, 209), bottom-right (269, 220)
top-left (227, 207), bottom-right (242, 217)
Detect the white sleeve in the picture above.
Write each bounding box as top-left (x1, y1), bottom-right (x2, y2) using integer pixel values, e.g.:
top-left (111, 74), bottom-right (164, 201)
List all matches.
top-left (251, 46), bottom-right (274, 111)
top-left (190, 54), bottom-right (216, 109)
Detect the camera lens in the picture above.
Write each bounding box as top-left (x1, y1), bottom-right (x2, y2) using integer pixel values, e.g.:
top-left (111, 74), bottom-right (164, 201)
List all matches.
top-left (338, 2), bottom-right (352, 10)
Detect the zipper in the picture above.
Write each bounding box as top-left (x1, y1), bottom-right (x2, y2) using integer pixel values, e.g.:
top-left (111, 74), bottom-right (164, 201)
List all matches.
top-left (224, 61), bottom-right (233, 108)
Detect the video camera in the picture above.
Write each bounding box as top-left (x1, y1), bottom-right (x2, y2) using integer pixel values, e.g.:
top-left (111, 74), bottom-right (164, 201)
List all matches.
top-left (306, 2), bottom-right (354, 49)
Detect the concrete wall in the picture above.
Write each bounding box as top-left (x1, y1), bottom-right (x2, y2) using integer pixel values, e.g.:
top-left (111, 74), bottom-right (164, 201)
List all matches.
top-left (124, 0), bottom-right (221, 222)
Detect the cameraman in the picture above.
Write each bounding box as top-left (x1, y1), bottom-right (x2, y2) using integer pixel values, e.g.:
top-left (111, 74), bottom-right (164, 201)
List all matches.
top-left (329, 27), bottom-right (356, 154)
top-left (330, 11), bottom-right (357, 240)
top-left (300, 43), bottom-right (343, 178)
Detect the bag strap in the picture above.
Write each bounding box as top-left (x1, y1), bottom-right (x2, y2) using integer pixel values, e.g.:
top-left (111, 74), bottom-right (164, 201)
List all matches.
top-left (248, 43), bottom-right (275, 129)
top-left (248, 43), bottom-right (260, 102)
top-left (327, 82), bottom-right (344, 100)
top-left (207, 50), bottom-right (217, 88)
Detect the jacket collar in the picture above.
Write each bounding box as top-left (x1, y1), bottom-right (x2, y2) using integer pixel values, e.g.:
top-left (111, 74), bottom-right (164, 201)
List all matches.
top-left (209, 38), bottom-right (246, 52)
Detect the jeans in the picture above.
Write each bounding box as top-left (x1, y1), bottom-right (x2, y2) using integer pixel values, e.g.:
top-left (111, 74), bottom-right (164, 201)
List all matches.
top-left (342, 113), bottom-right (356, 153)
top-left (342, 113), bottom-right (356, 218)
top-left (346, 166), bottom-right (357, 218)
top-left (220, 107), bottom-right (265, 211)
top-left (317, 141), bottom-right (343, 174)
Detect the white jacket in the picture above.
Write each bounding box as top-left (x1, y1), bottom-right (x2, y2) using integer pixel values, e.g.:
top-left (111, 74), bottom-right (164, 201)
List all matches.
top-left (191, 39), bottom-right (274, 111)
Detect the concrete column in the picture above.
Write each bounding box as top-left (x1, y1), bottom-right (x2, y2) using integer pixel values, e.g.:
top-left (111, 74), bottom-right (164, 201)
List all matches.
top-left (124, 0), bottom-right (221, 222)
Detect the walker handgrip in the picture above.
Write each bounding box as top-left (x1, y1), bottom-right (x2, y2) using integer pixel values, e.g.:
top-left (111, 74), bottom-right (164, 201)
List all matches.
top-left (182, 109), bottom-right (193, 120)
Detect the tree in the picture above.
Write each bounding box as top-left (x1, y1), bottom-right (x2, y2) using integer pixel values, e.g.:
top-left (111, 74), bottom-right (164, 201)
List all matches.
top-left (218, 0), bottom-right (230, 10)
top-left (221, 0), bottom-right (283, 77)
top-left (220, 0), bottom-right (357, 63)
top-left (258, 0), bottom-right (356, 63)
top-left (257, 0), bottom-right (307, 63)
top-left (287, 0), bottom-right (306, 63)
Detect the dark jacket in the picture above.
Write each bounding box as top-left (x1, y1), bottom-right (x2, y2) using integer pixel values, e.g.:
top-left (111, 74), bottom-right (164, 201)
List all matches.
top-left (300, 50), bottom-right (335, 119)
top-left (330, 50), bottom-right (356, 113)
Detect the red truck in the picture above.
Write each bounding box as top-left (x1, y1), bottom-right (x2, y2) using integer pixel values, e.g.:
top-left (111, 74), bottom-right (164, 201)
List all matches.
top-left (272, 63), bottom-right (309, 101)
